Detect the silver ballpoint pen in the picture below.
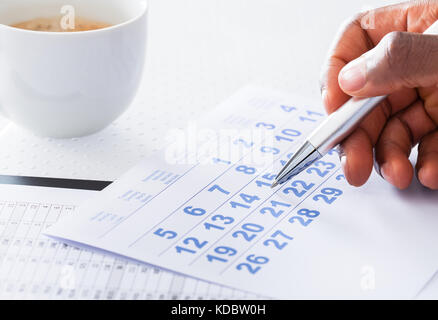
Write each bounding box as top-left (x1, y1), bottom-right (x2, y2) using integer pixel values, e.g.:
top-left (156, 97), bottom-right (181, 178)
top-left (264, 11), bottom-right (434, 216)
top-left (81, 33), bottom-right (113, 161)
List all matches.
top-left (271, 21), bottom-right (438, 189)
top-left (271, 96), bottom-right (385, 188)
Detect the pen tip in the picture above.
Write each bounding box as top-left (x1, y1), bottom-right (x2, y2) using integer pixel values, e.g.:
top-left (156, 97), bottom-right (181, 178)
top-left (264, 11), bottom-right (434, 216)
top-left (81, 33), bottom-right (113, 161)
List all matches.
top-left (270, 181), bottom-right (279, 188)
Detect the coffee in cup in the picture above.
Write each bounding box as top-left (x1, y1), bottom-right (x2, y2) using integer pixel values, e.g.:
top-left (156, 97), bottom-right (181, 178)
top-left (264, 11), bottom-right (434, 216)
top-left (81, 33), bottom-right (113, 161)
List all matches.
top-left (11, 16), bottom-right (111, 32)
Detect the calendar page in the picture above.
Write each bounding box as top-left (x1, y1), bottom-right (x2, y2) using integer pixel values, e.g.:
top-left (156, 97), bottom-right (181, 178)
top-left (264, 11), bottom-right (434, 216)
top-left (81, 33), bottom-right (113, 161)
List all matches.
top-left (0, 183), bottom-right (251, 299)
top-left (47, 86), bottom-right (438, 299)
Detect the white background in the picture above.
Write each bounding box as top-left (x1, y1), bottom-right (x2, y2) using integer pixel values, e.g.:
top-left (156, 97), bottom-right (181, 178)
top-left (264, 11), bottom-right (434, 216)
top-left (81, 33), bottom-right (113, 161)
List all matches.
top-left (4, 0), bottom-right (438, 299)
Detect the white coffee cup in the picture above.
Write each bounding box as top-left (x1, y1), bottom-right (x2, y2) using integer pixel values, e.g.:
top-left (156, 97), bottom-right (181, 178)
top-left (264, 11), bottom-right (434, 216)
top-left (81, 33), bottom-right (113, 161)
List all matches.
top-left (0, 0), bottom-right (148, 138)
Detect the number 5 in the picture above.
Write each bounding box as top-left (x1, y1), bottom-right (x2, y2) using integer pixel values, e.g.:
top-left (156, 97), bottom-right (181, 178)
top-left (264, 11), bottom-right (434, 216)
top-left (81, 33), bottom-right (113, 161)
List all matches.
top-left (153, 228), bottom-right (177, 239)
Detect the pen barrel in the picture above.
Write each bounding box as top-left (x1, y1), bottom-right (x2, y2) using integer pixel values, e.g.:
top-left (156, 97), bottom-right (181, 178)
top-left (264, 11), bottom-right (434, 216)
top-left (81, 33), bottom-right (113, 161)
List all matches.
top-left (308, 95), bottom-right (386, 154)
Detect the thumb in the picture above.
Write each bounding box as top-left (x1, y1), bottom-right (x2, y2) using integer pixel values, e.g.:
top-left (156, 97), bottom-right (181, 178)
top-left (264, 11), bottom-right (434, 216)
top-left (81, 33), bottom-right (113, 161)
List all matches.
top-left (338, 31), bottom-right (438, 97)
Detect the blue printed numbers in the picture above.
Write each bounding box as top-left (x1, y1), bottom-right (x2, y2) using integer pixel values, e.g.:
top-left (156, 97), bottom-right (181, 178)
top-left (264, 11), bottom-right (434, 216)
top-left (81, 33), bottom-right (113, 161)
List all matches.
top-left (230, 193), bottom-right (260, 209)
top-left (281, 105), bottom-right (296, 113)
top-left (255, 173), bottom-right (276, 188)
top-left (212, 158), bottom-right (231, 165)
top-left (313, 187), bottom-right (343, 204)
top-left (236, 254), bottom-right (269, 274)
top-left (206, 246), bottom-right (237, 263)
top-left (306, 160), bottom-right (336, 177)
top-left (184, 206), bottom-right (206, 216)
top-left (275, 129), bottom-right (301, 143)
top-left (208, 184), bottom-right (230, 195)
top-left (233, 138), bottom-right (254, 148)
top-left (263, 230), bottom-right (294, 250)
top-left (235, 165), bottom-right (256, 175)
top-left (204, 214), bottom-right (234, 231)
top-left (288, 208), bottom-right (320, 227)
top-left (283, 180), bottom-right (315, 197)
top-left (211, 214), bottom-right (234, 224)
top-left (299, 110), bottom-right (324, 122)
top-left (153, 228), bottom-right (177, 239)
top-left (175, 237), bottom-right (208, 254)
top-left (327, 148), bottom-right (339, 156)
top-left (260, 146), bottom-right (280, 155)
top-left (232, 223), bottom-right (264, 242)
top-left (256, 122), bottom-right (275, 130)
top-left (259, 200), bottom-right (291, 218)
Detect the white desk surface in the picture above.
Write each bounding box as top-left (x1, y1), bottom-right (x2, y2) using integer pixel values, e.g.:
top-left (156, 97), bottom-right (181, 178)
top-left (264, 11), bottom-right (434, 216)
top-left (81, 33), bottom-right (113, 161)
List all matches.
top-left (2, 0), bottom-right (436, 299)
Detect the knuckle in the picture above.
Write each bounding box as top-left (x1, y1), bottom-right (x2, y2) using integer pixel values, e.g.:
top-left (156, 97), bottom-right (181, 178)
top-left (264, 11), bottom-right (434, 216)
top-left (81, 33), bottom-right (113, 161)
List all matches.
top-left (382, 31), bottom-right (412, 69)
top-left (424, 99), bottom-right (438, 126)
top-left (381, 31), bottom-right (416, 86)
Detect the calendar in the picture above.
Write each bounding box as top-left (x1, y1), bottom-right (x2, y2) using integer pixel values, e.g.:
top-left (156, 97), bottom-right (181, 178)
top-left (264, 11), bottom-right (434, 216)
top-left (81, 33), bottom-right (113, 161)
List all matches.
top-left (0, 184), bottom-right (254, 299)
top-left (47, 86), bottom-right (438, 299)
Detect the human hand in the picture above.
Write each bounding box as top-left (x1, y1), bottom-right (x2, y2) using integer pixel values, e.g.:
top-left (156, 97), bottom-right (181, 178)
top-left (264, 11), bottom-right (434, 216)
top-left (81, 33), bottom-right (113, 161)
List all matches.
top-left (320, 0), bottom-right (438, 189)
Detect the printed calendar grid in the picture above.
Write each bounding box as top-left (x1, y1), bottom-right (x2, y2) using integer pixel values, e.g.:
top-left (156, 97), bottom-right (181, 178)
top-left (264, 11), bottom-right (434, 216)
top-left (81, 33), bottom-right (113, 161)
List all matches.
top-left (103, 97), bottom-right (296, 244)
top-left (127, 157), bottom-right (250, 248)
top-left (157, 128), bottom-right (314, 258)
top-left (127, 102), bottom-right (319, 252)
top-left (0, 200), bottom-right (258, 299)
top-left (172, 114), bottom-right (338, 276)
top-left (105, 98), bottom-right (339, 280)
top-left (218, 167), bottom-right (342, 275)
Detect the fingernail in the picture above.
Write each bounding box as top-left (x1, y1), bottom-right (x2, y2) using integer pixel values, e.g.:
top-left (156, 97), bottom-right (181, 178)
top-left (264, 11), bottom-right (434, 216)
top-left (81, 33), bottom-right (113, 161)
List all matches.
top-left (417, 167), bottom-right (438, 190)
top-left (380, 162), bottom-right (396, 186)
top-left (339, 58), bottom-right (367, 92)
